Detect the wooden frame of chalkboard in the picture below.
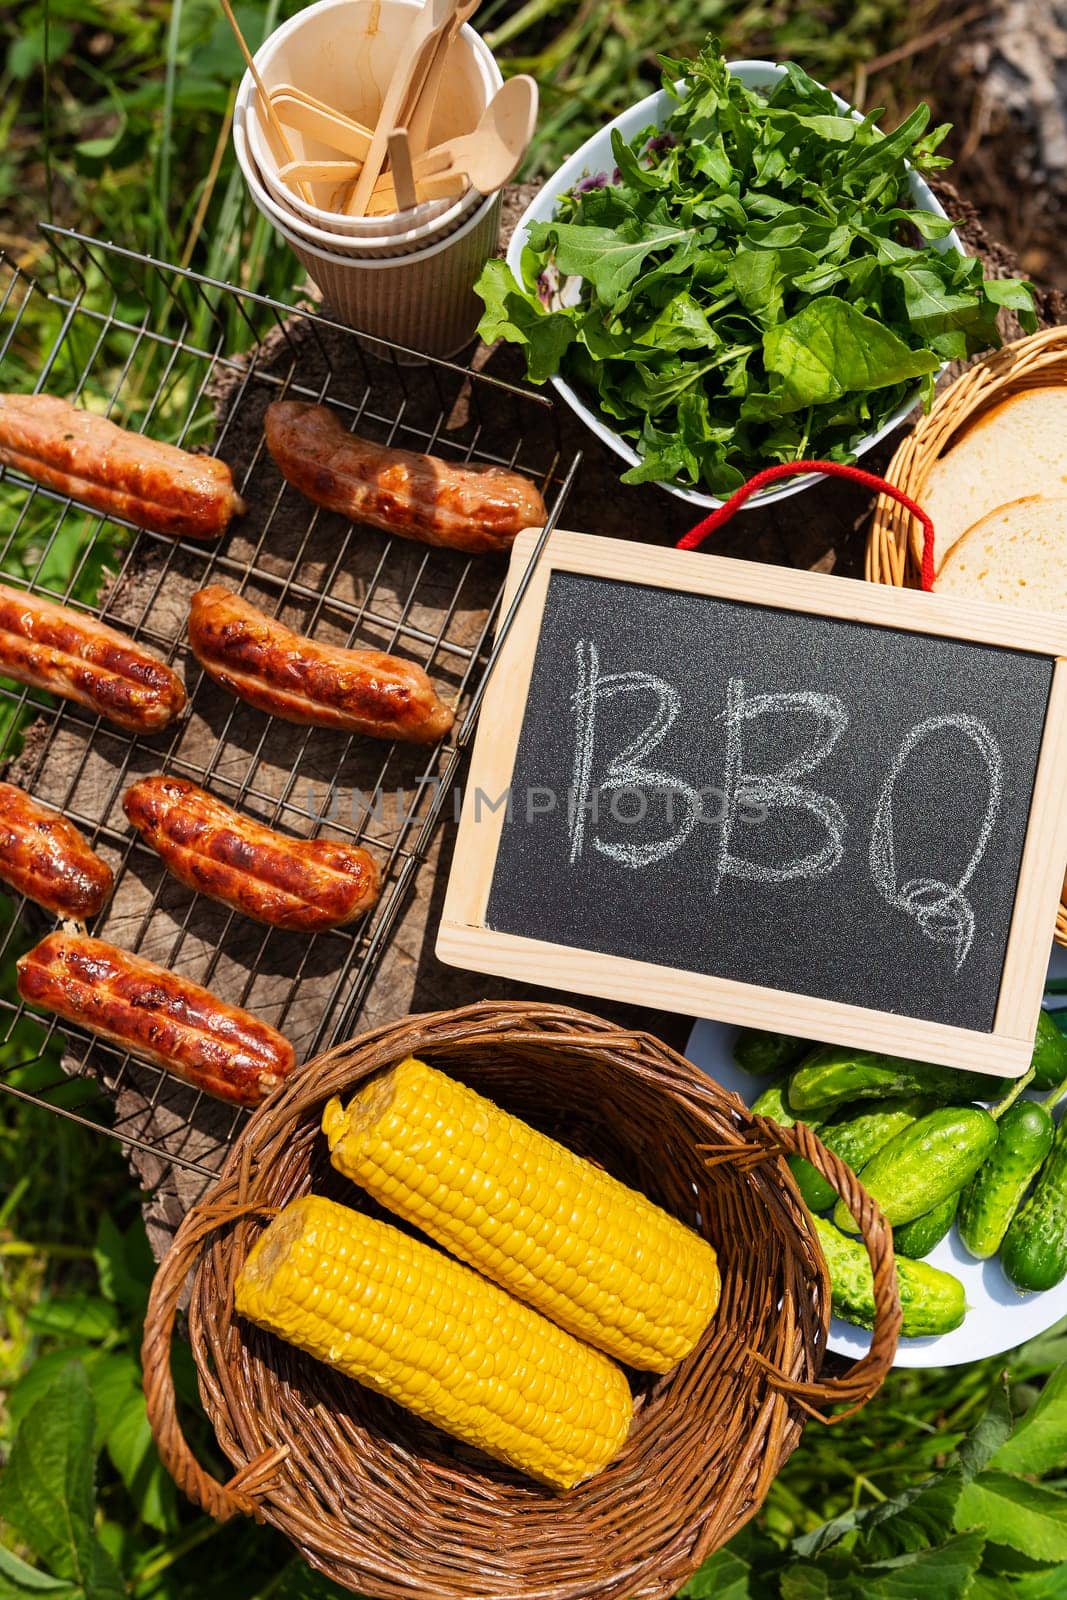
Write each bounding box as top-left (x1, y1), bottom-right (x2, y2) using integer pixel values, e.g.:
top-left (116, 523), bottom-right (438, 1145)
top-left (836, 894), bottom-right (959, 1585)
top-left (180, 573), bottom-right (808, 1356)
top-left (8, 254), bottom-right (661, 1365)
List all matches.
top-left (438, 530), bottom-right (1067, 1076)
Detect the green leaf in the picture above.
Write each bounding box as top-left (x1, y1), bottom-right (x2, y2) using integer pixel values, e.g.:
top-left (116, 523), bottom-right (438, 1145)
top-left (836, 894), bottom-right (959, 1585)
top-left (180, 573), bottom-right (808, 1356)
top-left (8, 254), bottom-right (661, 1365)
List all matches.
top-left (0, 1545), bottom-right (79, 1596)
top-left (1014, 1568), bottom-right (1067, 1600)
top-left (530, 218), bottom-right (695, 302)
top-left (763, 299), bottom-right (938, 412)
top-left (991, 1362), bottom-right (1067, 1478)
top-left (781, 1567), bottom-right (833, 1600)
top-left (474, 260), bottom-right (576, 383)
top-left (681, 1543), bottom-right (758, 1597)
top-left (26, 1296), bottom-right (120, 1344)
top-left (93, 1215), bottom-right (152, 1317)
top-left (104, 1389), bottom-right (179, 1535)
top-left (960, 1380), bottom-right (1015, 1481)
top-left (954, 1473), bottom-right (1067, 1563)
top-left (0, 1364), bottom-right (118, 1594)
top-left (864, 1530), bottom-right (985, 1600)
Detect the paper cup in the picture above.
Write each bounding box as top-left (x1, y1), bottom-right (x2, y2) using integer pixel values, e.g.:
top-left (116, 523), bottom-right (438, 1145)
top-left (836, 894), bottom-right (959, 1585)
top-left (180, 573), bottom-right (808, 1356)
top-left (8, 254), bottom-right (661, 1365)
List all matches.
top-left (269, 188), bottom-right (503, 359)
top-left (244, 0), bottom-right (501, 240)
top-left (235, 106), bottom-right (480, 260)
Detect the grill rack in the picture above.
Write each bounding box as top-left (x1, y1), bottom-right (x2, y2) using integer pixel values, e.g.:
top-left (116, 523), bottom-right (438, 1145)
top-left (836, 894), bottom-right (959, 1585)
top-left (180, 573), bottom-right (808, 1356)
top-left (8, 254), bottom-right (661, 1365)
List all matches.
top-left (0, 225), bottom-right (580, 1184)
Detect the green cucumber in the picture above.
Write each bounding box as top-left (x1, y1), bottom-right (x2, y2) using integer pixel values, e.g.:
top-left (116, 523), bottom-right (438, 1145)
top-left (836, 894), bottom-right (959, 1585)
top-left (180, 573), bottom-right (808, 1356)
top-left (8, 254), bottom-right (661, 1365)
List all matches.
top-left (751, 1081), bottom-right (795, 1125)
top-left (834, 1106), bottom-right (997, 1232)
top-left (893, 1190), bottom-right (959, 1260)
top-left (748, 1079), bottom-right (827, 1204)
top-left (812, 1216), bottom-right (966, 1336)
top-left (792, 1097), bottom-right (934, 1215)
top-left (733, 1028), bottom-right (809, 1076)
top-left (1000, 1117), bottom-right (1067, 1292)
top-left (959, 1101), bottom-right (1054, 1260)
top-left (1030, 1010), bottom-right (1067, 1091)
top-left (787, 1047), bottom-right (1003, 1117)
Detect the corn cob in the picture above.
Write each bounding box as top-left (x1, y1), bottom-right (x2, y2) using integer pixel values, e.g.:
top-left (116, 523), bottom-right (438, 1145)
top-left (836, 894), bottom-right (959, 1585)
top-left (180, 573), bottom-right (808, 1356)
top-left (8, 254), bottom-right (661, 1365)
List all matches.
top-left (234, 1194), bottom-right (632, 1490)
top-left (322, 1058), bottom-right (720, 1372)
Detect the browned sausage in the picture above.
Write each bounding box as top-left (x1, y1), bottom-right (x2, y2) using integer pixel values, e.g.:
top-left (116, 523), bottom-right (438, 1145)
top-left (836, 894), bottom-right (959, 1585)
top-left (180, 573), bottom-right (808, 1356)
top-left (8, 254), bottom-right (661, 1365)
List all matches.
top-left (264, 400), bottom-right (546, 555)
top-left (16, 933), bottom-right (294, 1105)
top-left (123, 775), bottom-right (380, 931)
top-left (0, 782), bottom-right (113, 918)
top-left (0, 582), bottom-right (186, 733)
top-left (187, 585), bottom-right (453, 744)
top-left (0, 393), bottom-right (245, 540)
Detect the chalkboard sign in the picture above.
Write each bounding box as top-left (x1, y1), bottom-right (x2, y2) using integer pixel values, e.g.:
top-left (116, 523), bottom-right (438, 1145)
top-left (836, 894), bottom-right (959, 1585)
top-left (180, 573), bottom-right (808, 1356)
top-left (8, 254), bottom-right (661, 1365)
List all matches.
top-left (439, 532), bottom-right (1067, 1076)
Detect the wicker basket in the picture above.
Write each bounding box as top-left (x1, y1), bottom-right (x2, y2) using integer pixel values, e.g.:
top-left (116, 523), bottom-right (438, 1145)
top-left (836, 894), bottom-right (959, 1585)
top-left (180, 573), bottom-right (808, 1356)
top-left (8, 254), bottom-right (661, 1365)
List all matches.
top-left (866, 324), bottom-right (1067, 946)
top-left (142, 1001), bottom-right (900, 1600)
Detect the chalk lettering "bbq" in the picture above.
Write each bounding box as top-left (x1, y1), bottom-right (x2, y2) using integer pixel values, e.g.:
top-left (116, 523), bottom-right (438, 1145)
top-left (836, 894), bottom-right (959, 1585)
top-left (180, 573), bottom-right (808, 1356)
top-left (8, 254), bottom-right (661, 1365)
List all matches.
top-left (567, 640), bottom-right (1002, 972)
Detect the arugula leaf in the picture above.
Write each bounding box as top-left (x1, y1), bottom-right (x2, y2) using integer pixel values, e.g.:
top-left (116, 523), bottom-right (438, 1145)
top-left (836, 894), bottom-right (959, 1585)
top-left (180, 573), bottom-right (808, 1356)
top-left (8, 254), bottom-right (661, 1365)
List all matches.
top-left (531, 218), bottom-right (696, 302)
top-left (763, 299), bottom-right (939, 411)
top-left (475, 260), bottom-right (576, 383)
top-left (477, 37), bottom-right (1033, 493)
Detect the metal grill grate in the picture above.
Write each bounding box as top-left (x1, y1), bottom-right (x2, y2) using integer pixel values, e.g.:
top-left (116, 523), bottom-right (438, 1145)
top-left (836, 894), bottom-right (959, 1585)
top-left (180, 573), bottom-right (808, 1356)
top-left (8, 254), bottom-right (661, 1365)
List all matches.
top-left (0, 226), bottom-right (579, 1182)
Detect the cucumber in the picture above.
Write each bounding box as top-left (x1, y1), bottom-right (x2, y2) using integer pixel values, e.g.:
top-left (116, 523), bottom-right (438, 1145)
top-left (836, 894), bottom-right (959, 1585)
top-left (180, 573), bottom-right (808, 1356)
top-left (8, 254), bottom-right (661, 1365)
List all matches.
top-left (834, 1106), bottom-right (997, 1232)
top-left (1030, 1009), bottom-right (1067, 1091)
top-left (812, 1215), bottom-right (966, 1336)
top-left (733, 1028), bottom-right (808, 1076)
top-left (748, 1079), bottom-right (827, 1204)
top-left (751, 1081), bottom-right (795, 1126)
top-left (958, 1100), bottom-right (1055, 1259)
top-left (787, 1047), bottom-right (1003, 1117)
top-left (792, 1097), bottom-right (934, 1215)
top-left (893, 1190), bottom-right (959, 1260)
top-left (1000, 1118), bottom-right (1067, 1292)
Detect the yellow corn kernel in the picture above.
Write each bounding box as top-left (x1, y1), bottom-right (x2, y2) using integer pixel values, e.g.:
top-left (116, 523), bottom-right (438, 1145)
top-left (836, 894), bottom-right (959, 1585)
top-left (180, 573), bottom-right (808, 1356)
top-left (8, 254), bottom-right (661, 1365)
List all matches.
top-left (322, 1058), bottom-right (720, 1372)
top-left (234, 1194), bottom-right (632, 1491)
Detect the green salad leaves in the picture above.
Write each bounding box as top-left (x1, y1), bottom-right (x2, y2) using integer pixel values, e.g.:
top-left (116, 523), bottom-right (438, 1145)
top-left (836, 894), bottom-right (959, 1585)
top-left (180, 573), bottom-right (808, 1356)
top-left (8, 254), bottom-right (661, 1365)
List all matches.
top-left (476, 43), bottom-right (1036, 495)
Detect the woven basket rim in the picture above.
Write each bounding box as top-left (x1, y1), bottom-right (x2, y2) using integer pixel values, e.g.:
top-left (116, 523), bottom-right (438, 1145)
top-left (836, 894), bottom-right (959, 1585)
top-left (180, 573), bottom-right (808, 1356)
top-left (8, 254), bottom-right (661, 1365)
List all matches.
top-left (143, 1000), bottom-right (900, 1600)
top-left (865, 325), bottom-right (1067, 945)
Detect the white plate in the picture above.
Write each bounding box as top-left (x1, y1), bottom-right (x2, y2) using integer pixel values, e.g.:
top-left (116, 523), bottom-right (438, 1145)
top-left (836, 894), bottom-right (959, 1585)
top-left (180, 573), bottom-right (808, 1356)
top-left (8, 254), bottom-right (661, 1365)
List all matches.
top-left (506, 61), bottom-right (963, 513)
top-left (685, 943), bottom-right (1067, 1367)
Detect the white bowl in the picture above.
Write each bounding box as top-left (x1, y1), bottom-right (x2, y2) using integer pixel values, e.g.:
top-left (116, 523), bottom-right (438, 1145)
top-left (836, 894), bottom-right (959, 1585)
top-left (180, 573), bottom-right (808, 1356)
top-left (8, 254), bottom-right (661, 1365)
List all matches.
top-left (244, 0), bottom-right (499, 240)
top-left (235, 101), bottom-right (478, 260)
top-left (507, 61), bottom-right (963, 512)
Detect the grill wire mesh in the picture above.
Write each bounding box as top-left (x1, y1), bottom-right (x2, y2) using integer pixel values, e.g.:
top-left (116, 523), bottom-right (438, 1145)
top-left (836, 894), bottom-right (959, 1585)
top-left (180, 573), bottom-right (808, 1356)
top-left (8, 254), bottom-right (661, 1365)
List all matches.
top-left (0, 225), bottom-right (579, 1183)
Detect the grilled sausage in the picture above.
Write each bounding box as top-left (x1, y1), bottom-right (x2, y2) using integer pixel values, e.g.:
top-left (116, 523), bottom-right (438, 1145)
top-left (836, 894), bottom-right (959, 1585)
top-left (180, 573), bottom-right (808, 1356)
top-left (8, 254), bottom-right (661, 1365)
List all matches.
top-left (0, 393), bottom-right (245, 540)
top-left (123, 775), bottom-right (380, 931)
top-left (0, 582), bottom-right (186, 732)
top-left (0, 782), bottom-right (113, 919)
top-left (264, 400), bottom-right (546, 555)
top-left (187, 585), bottom-right (453, 744)
top-left (16, 932), bottom-right (294, 1105)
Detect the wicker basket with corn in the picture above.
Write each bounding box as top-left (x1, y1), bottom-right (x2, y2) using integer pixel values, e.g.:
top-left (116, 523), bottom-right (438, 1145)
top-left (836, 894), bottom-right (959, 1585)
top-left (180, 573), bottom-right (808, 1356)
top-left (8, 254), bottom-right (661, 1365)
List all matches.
top-left (143, 1000), bottom-right (900, 1600)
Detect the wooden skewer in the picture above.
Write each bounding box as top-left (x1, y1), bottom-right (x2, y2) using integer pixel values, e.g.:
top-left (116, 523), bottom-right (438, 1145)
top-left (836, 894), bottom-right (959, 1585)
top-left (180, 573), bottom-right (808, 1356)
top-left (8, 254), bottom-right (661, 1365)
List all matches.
top-left (217, 0), bottom-right (313, 203)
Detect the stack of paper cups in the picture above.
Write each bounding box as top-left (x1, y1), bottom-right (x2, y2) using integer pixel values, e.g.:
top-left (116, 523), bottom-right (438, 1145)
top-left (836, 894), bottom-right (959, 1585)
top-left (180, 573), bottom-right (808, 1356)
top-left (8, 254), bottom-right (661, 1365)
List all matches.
top-left (233, 0), bottom-right (506, 359)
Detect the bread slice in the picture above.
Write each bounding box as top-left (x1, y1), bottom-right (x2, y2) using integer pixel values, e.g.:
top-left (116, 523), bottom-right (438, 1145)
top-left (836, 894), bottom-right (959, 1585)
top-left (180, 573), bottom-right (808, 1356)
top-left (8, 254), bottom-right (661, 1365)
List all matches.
top-left (936, 495), bottom-right (1067, 610)
top-left (922, 388), bottom-right (1067, 569)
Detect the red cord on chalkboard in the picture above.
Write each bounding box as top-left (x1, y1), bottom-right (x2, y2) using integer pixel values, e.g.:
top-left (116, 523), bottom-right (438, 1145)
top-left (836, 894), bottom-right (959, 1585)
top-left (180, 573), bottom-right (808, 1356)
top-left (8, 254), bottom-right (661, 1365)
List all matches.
top-left (675, 461), bottom-right (937, 592)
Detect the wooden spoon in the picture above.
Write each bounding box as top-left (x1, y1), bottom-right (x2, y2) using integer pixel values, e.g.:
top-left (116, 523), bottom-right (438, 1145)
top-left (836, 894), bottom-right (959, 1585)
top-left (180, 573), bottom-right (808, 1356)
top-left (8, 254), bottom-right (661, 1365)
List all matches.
top-left (345, 0), bottom-right (460, 217)
top-left (403, 0), bottom-right (482, 156)
top-left (415, 75), bottom-right (538, 192)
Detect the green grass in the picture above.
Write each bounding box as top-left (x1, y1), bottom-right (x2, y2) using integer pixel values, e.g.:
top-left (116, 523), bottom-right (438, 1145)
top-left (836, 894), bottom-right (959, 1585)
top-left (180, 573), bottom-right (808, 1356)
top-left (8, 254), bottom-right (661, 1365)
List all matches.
top-left (3, 4), bottom-right (1064, 1597)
